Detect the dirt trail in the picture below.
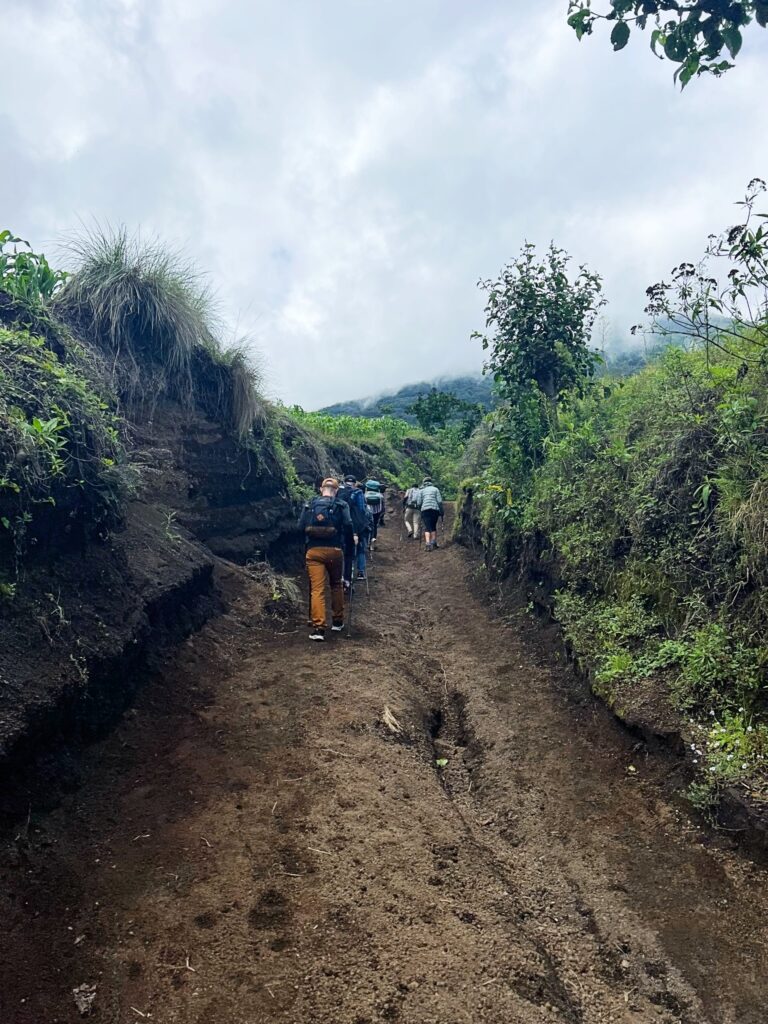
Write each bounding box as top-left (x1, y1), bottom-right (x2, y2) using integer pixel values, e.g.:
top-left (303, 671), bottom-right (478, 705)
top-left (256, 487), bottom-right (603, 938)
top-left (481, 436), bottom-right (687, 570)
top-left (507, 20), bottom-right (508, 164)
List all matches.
top-left (2, 511), bottom-right (767, 1024)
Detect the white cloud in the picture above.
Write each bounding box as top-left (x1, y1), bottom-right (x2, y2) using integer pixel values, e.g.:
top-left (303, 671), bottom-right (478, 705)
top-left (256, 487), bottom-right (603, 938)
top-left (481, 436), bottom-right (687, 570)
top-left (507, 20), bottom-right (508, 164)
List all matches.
top-left (0, 0), bottom-right (767, 405)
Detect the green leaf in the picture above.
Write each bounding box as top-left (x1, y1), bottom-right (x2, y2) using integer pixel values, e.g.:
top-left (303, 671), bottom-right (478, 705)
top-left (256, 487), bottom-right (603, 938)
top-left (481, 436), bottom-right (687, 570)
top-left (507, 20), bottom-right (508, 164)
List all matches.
top-left (678, 56), bottom-right (700, 88)
top-left (722, 26), bottom-right (742, 58)
top-left (611, 21), bottom-right (631, 50)
top-left (435, 758), bottom-right (448, 768)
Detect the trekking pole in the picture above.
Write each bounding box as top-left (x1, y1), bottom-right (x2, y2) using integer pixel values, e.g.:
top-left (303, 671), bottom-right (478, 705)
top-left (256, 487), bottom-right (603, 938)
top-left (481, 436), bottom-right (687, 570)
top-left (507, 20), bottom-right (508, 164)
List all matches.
top-left (347, 563), bottom-right (356, 639)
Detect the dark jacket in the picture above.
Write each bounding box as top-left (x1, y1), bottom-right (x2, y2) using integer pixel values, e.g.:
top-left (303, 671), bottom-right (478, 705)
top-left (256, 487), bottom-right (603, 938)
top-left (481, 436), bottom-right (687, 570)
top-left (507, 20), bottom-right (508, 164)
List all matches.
top-left (336, 484), bottom-right (369, 535)
top-left (298, 496), bottom-right (354, 550)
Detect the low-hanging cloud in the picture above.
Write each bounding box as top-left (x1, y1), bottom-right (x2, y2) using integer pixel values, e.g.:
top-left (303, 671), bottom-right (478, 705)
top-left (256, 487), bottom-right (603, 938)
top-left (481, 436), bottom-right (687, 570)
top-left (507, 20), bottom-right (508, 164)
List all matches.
top-left (1, 0), bottom-right (767, 407)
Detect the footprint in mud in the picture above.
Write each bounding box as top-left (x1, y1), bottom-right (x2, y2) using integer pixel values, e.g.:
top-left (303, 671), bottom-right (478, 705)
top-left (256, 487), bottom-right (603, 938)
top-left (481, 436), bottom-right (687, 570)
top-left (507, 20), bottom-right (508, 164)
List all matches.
top-left (194, 911), bottom-right (217, 930)
top-left (248, 889), bottom-right (291, 930)
top-left (278, 844), bottom-right (314, 875)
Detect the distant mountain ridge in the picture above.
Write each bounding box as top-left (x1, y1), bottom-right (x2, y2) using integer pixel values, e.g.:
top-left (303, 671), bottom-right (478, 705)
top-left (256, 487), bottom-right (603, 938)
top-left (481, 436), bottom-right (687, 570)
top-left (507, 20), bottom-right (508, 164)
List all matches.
top-left (317, 374), bottom-right (496, 420)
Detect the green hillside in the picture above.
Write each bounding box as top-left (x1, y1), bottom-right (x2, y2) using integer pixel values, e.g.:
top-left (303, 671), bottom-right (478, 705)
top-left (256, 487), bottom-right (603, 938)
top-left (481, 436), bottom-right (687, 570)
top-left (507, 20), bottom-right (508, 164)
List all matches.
top-left (317, 374), bottom-right (496, 421)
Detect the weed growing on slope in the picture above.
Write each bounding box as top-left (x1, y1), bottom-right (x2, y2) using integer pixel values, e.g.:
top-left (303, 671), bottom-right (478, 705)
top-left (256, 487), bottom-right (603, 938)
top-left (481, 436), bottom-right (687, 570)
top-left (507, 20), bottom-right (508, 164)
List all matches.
top-left (0, 230), bottom-right (68, 303)
top-left (0, 325), bottom-right (129, 569)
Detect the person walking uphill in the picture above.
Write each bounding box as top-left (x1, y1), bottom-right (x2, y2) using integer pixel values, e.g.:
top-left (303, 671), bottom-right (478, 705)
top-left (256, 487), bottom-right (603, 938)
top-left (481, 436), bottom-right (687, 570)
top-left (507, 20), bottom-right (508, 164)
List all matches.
top-left (298, 477), bottom-right (355, 642)
top-left (337, 474), bottom-right (370, 586)
top-left (418, 476), bottom-right (443, 551)
top-left (402, 482), bottom-right (422, 540)
top-left (364, 479), bottom-right (385, 546)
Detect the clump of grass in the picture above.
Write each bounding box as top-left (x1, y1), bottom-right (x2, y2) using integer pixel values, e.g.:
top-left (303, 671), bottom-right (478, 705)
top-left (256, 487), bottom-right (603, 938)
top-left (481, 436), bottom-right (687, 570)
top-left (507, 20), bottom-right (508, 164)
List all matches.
top-left (245, 559), bottom-right (301, 617)
top-left (54, 226), bottom-right (264, 438)
top-left (198, 340), bottom-right (266, 439)
top-left (56, 226), bottom-right (214, 395)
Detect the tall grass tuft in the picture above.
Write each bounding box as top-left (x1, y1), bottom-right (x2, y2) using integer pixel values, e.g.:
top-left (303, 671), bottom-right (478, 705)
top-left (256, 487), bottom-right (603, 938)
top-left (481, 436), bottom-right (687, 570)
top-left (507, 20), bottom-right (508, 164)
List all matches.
top-left (200, 340), bottom-right (266, 439)
top-left (55, 226), bottom-right (263, 437)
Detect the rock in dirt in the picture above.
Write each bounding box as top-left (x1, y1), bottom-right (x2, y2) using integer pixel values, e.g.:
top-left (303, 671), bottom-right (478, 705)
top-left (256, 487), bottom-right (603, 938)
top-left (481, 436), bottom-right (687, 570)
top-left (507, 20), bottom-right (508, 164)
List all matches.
top-left (72, 983), bottom-right (97, 1016)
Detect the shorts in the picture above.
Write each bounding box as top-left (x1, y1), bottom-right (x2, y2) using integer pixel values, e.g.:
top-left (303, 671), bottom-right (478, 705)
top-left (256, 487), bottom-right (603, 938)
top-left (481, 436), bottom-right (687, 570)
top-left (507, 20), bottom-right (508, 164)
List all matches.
top-left (421, 509), bottom-right (439, 531)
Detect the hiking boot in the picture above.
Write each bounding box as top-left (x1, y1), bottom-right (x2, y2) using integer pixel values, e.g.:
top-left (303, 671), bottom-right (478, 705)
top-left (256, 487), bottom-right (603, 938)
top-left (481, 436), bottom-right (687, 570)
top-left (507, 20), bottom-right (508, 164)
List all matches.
top-left (309, 629), bottom-right (325, 642)
top-left (331, 623), bottom-right (344, 633)
top-left (357, 572), bottom-right (366, 580)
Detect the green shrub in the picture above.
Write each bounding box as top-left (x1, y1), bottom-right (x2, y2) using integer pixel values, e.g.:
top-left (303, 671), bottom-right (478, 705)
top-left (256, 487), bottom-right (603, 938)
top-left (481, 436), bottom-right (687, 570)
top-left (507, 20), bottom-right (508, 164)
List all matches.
top-left (469, 336), bottom-right (768, 788)
top-left (0, 230), bottom-right (68, 304)
top-left (0, 325), bottom-right (128, 567)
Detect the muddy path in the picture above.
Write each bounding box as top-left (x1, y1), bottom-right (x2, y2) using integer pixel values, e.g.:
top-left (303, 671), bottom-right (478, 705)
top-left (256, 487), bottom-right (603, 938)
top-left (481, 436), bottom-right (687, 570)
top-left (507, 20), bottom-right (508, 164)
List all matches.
top-left (1, 510), bottom-right (767, 1024)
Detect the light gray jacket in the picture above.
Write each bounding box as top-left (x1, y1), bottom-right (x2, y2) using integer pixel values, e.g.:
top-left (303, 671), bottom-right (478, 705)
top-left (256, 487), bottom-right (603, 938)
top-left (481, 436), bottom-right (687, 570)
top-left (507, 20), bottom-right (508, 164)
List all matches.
top-left (418, 484), bottom-right (443, 513)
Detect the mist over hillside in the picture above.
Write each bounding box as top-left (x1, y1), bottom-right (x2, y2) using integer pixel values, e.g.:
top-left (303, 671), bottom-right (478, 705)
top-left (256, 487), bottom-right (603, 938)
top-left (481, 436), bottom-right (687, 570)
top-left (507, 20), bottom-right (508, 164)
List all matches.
top-left (317, 350), bottom-right (649, 421)
top-left (316, 374), bottom-right (496, 420)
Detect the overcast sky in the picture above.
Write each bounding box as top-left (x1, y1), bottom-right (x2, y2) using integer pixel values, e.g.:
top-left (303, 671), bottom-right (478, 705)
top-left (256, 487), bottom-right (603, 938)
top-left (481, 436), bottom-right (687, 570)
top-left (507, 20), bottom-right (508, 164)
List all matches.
top-left (2, 1), bottom-right (767, 407)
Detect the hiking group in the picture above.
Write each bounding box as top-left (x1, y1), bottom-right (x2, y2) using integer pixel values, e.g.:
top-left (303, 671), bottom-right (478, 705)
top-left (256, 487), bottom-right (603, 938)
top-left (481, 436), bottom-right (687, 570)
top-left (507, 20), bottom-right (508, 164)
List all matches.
top-left (297, 474), bottom-right (442, 642)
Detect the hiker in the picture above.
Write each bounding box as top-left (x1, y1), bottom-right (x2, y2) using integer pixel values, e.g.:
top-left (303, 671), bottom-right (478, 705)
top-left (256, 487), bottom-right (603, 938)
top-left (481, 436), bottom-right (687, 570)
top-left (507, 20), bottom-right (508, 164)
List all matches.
top-left (358, 482), bottom-right (375, 559)
top-left (297, 477), bottom-right (356, 641)
top-left (418, 476), bottom-right (443, 551)
top-left (402, 482), bottom-right (422, 540)
top-left (337, 474), bottom-right (370, 586)
top-left (364, 479), bottom-right (385, 546)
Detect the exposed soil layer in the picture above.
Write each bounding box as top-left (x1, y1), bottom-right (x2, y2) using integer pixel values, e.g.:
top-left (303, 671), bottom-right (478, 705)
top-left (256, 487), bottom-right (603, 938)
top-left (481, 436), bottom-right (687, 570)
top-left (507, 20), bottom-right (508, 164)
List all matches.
top-left (1, 511), bottom-right (767, 1023)
top-left (0, 501), bottom-right (215, 819)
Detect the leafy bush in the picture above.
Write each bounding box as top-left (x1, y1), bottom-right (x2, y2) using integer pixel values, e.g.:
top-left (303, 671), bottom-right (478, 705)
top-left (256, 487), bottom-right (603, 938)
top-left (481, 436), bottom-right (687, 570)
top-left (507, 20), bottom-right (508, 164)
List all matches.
top-left (0, 325), bottom-right (128, 571)
top-left (0, 231), bottom-right (68, 304)
top-left (468, 336), bottom-right (768, 792)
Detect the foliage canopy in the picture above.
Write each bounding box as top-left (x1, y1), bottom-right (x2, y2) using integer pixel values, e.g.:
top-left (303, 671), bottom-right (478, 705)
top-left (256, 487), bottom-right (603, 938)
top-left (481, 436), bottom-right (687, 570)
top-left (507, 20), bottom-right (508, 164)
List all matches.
top-left (567, 1), bottom-right (768, 86)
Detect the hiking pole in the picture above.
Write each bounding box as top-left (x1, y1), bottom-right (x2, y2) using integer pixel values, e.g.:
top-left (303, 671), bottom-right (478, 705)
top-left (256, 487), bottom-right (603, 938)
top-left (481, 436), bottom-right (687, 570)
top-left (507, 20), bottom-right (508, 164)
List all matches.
top-left (347, 563), bottom-right (356, 639)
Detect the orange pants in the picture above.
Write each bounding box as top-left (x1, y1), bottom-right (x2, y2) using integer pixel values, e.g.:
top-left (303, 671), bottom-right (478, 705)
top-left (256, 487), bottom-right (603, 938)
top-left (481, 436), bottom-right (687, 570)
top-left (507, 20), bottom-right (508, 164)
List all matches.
top-left (306, 546), bottom-right (345, 629)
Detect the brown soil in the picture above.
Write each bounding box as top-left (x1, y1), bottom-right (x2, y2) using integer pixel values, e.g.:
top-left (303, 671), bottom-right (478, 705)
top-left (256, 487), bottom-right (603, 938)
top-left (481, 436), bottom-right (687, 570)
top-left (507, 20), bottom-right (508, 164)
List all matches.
top-left (1, 511), bottom-right (767, 1024)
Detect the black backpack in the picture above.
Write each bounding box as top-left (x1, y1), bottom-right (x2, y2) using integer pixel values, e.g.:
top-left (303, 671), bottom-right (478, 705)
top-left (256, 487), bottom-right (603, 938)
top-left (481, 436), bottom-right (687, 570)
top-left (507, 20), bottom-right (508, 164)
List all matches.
top-left (304, 496), bottom-right (342, 541)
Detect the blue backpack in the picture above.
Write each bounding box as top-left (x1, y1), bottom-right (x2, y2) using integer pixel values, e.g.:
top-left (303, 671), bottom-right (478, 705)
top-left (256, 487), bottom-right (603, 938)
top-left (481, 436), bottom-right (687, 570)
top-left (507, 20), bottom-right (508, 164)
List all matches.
top-left (337, 484), bottom-right (368, 535)
top-left (304, 497), bottom-right (342, 541)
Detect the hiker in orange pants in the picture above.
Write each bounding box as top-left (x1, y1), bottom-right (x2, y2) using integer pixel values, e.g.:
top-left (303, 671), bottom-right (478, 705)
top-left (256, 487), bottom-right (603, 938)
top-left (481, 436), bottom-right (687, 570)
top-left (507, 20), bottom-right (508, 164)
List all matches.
top-left (298, 477), bottom-right (355, 642)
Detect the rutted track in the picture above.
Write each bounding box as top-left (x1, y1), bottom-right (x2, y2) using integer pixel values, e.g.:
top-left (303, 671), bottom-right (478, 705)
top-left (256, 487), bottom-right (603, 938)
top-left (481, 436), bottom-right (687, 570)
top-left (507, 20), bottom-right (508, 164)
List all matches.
top-left (1, 512), bottom-right (767, 1023)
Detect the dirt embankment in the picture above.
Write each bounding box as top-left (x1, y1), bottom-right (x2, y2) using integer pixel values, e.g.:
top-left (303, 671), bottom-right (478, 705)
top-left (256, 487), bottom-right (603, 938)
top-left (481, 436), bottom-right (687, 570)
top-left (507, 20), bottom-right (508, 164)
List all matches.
top-left (0, 389), bottom-right (298, 824)
top-left (2, 508), bottom-right (767, 1024)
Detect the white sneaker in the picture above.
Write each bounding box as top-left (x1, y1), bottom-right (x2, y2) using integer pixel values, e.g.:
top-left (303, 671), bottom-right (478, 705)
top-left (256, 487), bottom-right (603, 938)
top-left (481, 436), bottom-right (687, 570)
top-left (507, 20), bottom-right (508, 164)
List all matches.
top-left (309, 630), bottom-right (325, 642)
top-left (331, 624), bottom-right (344, 633)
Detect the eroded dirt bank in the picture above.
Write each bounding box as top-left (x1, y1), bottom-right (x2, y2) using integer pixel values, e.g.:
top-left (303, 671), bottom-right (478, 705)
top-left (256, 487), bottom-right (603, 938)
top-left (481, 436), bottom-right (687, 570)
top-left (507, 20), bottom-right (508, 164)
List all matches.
top-left (1, 515), bottom-right (766, 1024)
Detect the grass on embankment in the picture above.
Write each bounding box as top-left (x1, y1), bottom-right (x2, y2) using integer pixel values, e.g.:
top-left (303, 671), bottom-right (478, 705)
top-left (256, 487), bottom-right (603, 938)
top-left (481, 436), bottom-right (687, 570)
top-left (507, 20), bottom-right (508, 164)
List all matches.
top-left (285, 408), bottom-right (463, 496)
top-left (462, 340), bottom-right (768, 809)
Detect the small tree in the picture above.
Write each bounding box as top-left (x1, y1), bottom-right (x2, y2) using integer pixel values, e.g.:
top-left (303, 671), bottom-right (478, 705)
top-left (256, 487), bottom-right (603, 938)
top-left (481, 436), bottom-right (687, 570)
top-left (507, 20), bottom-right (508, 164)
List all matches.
top-left (475, 242), bottom-right (605, 412)
top-left (407, 388), bottom-right (483, 437)
top-left (567, 1), bottom-right (768, 86)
